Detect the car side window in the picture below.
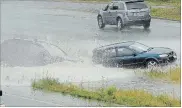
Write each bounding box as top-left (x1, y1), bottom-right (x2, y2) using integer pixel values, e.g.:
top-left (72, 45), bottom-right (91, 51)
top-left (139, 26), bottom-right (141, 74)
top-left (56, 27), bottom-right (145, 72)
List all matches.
top-left (104, 48), bottom-right (116, 57)
top-left (112, 2), bottom-right (119, 10)
top-left (117, 47), bottom-right (134, 57)
top-left (110, 2), bottom-right (124, 10)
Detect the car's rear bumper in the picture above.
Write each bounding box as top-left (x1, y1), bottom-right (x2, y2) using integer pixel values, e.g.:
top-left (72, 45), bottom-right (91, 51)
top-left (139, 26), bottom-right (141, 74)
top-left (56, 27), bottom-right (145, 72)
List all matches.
top-left (124, 16), bottom-right (151, 26)
top-left (125, 20), bottom-right (151, 26)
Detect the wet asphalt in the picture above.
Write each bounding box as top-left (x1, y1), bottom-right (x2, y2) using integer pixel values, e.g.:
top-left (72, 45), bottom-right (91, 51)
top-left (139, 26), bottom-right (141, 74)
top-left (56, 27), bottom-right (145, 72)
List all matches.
top-left (1, 0), bottom-right (181, 106)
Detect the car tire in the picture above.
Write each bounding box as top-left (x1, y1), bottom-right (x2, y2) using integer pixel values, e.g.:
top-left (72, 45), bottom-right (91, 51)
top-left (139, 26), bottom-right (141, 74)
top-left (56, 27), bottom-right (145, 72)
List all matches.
top-left (97, 15), bottom-right (105, 29)
top-left (143, 22), bottom-right (150, 29)
top-left (117, 17), bottom-right (124, 30)
top-left (146, 59), bottom-right (158, 69)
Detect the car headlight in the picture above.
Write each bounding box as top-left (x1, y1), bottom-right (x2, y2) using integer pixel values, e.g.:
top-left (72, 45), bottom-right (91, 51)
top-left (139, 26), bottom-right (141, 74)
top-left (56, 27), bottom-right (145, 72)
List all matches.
top-left (159, 54), bottom-right (168, 58)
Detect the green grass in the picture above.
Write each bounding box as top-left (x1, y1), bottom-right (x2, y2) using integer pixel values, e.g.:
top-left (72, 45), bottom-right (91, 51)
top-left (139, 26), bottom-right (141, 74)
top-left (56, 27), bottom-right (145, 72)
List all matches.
top-left (151, 7), bottom-right (180, 21)
top-left (144, 67), bottom-right (181, 84)
top-left (32, 77), bottom-right (181, 107)
top-left (147, 0), bottom-right (181, 6)
top-left (67, 0), bottom-right (181, 21)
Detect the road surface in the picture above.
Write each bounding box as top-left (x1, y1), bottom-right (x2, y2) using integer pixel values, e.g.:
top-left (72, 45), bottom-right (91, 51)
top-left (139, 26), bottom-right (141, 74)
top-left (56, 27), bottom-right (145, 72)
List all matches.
top-left (1, 0), bottom-right (181, 106)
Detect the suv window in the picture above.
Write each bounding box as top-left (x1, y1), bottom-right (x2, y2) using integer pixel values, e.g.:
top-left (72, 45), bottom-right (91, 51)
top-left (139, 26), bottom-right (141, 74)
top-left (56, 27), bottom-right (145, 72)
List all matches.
top-left (117, 47), bottom-right (134, 56)
top-left (125, 2), bottom-right (148, 10)
top-left (104, 48), bottom-right (116, 57)
top-left (110, 2), bottom-right (125, 10)
top-left (113, 2), bottom-right (125, 10)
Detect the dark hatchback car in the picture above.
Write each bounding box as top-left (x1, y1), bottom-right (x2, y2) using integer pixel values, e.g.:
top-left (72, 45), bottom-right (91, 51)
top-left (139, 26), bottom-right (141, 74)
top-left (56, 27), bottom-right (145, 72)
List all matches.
top-left (92, 41), bottom-right (177, 68)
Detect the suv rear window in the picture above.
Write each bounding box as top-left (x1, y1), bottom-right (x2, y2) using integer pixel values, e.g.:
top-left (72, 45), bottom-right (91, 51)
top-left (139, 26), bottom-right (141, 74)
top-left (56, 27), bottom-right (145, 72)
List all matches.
top-left (125, 2), bottom-right (148, 10)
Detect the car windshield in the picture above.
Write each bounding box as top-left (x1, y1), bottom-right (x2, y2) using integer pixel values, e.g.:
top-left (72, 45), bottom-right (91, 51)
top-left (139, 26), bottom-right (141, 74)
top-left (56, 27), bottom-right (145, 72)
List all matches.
top-left (125, 2), bottom-right (148, 10)
top-left (129, 42), bottom-right (150, 53)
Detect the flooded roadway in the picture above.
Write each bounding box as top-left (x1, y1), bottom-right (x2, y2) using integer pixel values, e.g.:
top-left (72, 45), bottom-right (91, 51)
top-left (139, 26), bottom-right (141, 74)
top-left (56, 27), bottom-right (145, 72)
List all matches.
top-left (1, 0), bottom-right (181, 106)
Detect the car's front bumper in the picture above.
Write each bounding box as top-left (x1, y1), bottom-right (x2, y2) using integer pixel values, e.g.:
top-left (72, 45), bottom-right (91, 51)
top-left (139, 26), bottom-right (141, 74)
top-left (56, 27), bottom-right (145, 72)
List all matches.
top-left (158, 56), bottom-right (177, 66)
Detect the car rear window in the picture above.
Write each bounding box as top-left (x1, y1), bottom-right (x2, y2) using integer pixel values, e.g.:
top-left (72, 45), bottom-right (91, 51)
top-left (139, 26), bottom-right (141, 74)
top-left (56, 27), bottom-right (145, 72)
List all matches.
top-left (125, 2), bottom-right (148, 10)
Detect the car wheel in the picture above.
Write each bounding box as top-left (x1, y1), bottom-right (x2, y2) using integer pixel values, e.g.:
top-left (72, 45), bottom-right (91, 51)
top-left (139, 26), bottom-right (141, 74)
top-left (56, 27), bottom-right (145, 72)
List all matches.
top-left (117, 18), bottom-right (124, 30)
top-left (146, 60), bottom-right (158, 69)
top-left (97, 15), bottom-right (105, 29)
top-left (143, 22), bottom-right (150, 29)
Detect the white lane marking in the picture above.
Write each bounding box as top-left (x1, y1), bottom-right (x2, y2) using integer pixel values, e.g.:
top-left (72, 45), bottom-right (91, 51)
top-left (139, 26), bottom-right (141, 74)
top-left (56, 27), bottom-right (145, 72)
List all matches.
top-left (4, 93), bottom-right (62, 106)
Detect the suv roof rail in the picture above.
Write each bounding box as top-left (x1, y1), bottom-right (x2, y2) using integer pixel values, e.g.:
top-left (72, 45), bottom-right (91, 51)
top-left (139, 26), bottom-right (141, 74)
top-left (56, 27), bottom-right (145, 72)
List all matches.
top-left (112, 0), bottom-right (144, 2)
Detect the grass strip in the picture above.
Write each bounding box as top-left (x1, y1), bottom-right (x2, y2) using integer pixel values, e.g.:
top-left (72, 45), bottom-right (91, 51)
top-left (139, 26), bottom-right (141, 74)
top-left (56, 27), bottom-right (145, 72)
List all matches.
top-left (32, 77), bottom-right (180, 107)
top-left (144, 66), bottom-right (181, 84)
top-left (151, 7), bottom-right (180, 21)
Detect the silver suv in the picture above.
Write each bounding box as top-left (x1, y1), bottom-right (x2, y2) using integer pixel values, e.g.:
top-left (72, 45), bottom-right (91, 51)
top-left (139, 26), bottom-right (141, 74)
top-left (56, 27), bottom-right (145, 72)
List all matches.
top-left (97, 0), bottom-right (151, 30)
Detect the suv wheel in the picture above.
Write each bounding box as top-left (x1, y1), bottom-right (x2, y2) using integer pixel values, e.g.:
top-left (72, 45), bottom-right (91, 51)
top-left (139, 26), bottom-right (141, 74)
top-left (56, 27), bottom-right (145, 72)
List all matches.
top-left (117, 18), bottom-right (124, 30)
top-left (146, 60), bottom-right (158, 69)
top-left (143, 22), bottom-right (150, 29)
top-left (97, 15), bottom-right (105, 29)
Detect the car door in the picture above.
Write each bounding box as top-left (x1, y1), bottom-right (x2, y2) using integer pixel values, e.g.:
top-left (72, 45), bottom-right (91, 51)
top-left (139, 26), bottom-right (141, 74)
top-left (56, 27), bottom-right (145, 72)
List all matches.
top-left (102, 3), bottom-right (114, 24)
top-left (115, 47), bottom-right (136, 66)
top-left (109, 2), bottom-right (125, 24)
top-left (110, 2), bottom-right (120, 24)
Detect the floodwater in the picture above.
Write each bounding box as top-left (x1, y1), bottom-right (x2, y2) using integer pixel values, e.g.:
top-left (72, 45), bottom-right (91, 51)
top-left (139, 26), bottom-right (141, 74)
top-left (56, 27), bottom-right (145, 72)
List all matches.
top-left (1, 0), bottom-right (181, 106)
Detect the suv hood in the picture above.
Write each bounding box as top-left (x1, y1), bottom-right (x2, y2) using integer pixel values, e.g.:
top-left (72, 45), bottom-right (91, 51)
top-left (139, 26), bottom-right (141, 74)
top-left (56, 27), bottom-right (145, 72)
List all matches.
top-left (146, 47), bottom-right (173, 54)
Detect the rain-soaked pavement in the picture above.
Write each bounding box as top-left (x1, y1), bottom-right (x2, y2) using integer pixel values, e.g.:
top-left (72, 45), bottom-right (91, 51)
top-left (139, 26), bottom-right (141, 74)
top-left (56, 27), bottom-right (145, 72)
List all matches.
top-left (1, 0), bottom-right (181, 106)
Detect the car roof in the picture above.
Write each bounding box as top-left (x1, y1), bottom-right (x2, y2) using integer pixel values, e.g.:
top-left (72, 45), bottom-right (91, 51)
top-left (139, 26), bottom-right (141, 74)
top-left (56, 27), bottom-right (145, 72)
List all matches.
top-left (95, 41), bottom-right (136, 51)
